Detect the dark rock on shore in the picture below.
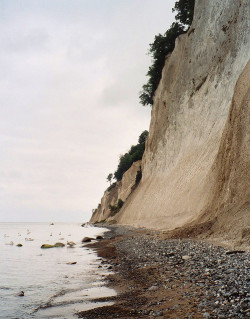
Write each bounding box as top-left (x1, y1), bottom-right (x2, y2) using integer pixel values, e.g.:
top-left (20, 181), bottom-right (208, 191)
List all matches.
top-left (96, 235), bottom-right (104, 240)
top-left (82, 237), bottom-right (94, 243)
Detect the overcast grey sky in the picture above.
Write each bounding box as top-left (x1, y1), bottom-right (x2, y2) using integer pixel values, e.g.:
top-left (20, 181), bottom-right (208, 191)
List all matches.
top-left (0, 0), bottom-right (176, 222)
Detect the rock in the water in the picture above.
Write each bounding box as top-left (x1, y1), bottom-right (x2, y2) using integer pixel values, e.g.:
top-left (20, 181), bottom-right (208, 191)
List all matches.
top-left (54, 242), bottom-right (65, 247)
top-left (66, 261), bottom-right (77, 265)
top-left (81, 237), bottom-right (93, 243)
top-left (18, 291), bottom-right (24, 296)
top-left (41, 244), bottom-right (54, 249)
top-left (16, 244), bottom-right (23, 247)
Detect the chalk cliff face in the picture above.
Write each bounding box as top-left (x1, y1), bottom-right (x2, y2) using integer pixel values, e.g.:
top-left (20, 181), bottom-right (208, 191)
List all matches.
top-left (90, 161), bottom-right (141, 223)
top-left (91, 0), bottom-right (249, 246)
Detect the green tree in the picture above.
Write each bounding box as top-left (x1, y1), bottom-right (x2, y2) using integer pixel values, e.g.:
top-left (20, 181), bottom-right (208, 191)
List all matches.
top-left (172, 0), bottom-right (195, 26)
top-left (114, 130), bottom-right (148, 181)
top-left (138, 130), bottom-right (149, 144)
top-left (139, 0), bottom-right (195, 106)
top-left (106, 173), bottom-right (113, 185)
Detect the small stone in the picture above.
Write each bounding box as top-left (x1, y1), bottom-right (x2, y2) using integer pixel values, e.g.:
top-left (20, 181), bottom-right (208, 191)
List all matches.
top-left (16, 243), bottom-right (23, 247)
top-left (148, 285), bottom-right (158, 291)
top-left (172, 304), bottom-right (180, 310)
top-left (153, 310), bottom-right (163, 316)
top-left (182, 255), bottom-right (191, 260)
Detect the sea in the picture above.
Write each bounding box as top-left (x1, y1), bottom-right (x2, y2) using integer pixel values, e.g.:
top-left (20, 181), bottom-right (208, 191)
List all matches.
top-left (0, 222), bottom-right (116, 319)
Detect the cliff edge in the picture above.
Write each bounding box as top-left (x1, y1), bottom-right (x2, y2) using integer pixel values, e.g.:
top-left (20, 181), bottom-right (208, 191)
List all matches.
top-left (91, 0), bottom-right (250, 247)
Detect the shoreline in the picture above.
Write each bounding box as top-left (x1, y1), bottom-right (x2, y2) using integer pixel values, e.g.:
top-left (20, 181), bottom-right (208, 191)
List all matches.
top-left (77, 225), bottom-right (249, 319)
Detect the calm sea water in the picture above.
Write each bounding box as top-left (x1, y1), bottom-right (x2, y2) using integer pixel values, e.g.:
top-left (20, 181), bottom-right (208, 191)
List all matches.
top-left (0, 223), bottom-right (115, 319)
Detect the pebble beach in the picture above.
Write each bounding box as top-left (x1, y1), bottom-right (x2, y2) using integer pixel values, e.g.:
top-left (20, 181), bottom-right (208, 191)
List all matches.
top-left (78, 225), bottom-right (250, 319)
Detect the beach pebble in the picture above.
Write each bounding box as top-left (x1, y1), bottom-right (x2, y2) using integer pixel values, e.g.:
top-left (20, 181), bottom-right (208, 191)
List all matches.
top-left (182, 255), bottom-right (191, 260)
top-left (153, 310), bottom-right (163, 316)
top-left (148, 285), bottom-right (158, 291)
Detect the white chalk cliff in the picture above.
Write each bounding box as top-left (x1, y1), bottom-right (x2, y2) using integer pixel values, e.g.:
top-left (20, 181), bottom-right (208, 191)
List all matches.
top-left (91, 161), bottom-right (141, 223)
top-left (91, 0), bottom-right (250, 246)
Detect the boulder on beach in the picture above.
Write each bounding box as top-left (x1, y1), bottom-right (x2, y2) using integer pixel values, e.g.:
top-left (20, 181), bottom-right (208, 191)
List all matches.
top-left (41, 244), bottom-right (54, 249)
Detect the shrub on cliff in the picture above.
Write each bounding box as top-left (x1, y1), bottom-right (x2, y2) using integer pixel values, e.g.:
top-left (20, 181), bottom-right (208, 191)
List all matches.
top-left (114, 130), bottom-right (148, 181)
top-left (139, 0), bottom-right (195, 106)
top-left (109, 199), bottom-right (124, 216)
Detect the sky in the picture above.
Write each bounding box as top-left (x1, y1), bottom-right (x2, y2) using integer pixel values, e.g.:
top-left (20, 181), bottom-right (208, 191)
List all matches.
top-left (0, 0), bottom-right (176, 222)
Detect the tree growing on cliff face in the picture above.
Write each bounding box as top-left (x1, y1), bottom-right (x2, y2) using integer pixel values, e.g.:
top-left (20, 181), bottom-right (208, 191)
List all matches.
top-left (139, 0), bottom-right (195, 106)
top-left (106, 173), bottom-right (113, 185)
top-left (114, 130), bottom-right (148, 181)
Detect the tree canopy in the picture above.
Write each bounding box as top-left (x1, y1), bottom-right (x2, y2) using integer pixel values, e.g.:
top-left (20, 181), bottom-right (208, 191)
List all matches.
top-left (114, 130), bottom-right (148, 181)
top-left (139, 0), bottom-right (195, 106)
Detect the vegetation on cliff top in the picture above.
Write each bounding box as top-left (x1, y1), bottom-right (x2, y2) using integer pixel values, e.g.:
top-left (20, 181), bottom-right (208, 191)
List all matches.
top-left (139, 0), bottom-right (195, 106)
